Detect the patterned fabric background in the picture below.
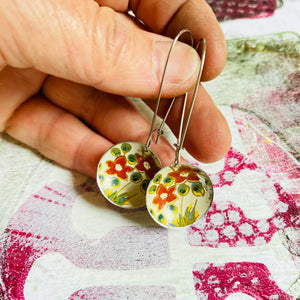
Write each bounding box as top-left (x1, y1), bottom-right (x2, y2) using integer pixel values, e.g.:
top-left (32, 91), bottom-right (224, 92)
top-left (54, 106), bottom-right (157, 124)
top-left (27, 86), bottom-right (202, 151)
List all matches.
top-left (0, 1), bottom-right (299, 299)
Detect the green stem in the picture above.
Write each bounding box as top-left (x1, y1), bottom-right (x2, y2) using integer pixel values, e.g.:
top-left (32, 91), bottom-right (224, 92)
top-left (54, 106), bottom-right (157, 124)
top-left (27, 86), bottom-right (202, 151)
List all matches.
top-left (180, 196), bottom-right (184, 226)
top-left (118, 181), bottom-right (132, 193)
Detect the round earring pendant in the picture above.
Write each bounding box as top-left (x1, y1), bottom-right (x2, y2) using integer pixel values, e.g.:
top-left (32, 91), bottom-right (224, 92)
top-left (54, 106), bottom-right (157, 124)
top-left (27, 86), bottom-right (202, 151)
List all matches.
top-left (146, 164), bottom-right (213, 228)
top-left (97, 142), bottom-right (161, 209)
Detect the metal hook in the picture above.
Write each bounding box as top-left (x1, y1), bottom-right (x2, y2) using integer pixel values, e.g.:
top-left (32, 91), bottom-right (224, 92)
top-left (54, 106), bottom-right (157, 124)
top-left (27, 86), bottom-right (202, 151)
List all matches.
top-left (154, 96), bottom-right (176, 144)
top-left (174, 38), bottom-right (206, 165)
top-left (145, 29), bottom-right (194, 151)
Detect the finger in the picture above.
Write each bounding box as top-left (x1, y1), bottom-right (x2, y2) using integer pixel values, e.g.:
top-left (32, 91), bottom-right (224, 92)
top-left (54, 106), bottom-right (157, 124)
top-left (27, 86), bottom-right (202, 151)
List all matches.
top-left (5, 95), bottom-right (113, 177)
top-left (0, 0), bottom-right (200, 98)
top-left (0, 66), bottom-right (46, 131)
top-left (43, 76), bottom-right (229, 164)
top-left (130, 0), bottom-right (227, 81)
top-left (144, 85), bottom-right (231, 163)
top-left (43, 76), bottom-right (179, 166)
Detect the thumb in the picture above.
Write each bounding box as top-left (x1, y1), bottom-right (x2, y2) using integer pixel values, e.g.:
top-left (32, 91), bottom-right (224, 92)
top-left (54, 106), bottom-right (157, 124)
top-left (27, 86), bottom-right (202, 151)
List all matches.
top-left (0, 0), bottom-right (200, 98)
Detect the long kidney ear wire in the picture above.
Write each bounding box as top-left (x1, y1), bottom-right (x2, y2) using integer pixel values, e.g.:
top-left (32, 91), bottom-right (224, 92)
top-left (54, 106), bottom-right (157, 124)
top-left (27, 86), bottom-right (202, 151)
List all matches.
top-left (145, 29), bottom-right (207, 167)
top-left (145, 29), bottom-right (195, 152)
top-left (174, 37), bottom-right (206, 165)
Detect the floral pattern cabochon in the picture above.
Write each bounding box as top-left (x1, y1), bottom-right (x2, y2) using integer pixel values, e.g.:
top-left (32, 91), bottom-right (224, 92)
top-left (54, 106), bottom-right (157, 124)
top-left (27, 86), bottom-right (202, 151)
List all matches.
top-left (97, 142), bottom-right (161, 208)
top-left (146, 164), bottom-right (214, 228)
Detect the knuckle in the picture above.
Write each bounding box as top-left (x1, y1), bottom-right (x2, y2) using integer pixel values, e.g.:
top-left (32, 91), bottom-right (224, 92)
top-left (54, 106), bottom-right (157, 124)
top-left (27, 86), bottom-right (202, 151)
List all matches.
top-left (90, 7), bottom-right (132, 86)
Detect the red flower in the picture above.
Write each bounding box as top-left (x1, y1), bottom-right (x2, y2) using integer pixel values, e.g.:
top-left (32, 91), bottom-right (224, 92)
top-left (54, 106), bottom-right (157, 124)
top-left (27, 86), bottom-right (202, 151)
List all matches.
top-left (168, 165), bottom-right (199, 184)
top-left (153, 185), bottom-right (177, 210)
top-left (135, 153), bottom-right (160, 179)
top-left (105, 155), bottom-right (133, 180)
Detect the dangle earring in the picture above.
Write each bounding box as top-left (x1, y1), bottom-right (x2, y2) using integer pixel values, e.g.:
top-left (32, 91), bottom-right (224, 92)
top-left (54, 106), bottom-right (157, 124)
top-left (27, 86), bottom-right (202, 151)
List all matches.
top-left (96, 30), bottom-right (194, 209)
top-left (96, 135), bottom-right (162, 209)
top-left (146, 37), bottom-right (214, 229)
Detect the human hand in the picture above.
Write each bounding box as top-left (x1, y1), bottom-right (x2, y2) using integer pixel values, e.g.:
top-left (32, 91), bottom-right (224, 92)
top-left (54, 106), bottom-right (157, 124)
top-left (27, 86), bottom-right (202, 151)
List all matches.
top-left (0, 0), bottom-right (231, 178)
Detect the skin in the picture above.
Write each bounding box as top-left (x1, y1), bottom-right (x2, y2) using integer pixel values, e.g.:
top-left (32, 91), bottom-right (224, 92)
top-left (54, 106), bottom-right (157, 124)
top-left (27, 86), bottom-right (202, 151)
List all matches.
top-left (0, 0), bottom-right (231, 178)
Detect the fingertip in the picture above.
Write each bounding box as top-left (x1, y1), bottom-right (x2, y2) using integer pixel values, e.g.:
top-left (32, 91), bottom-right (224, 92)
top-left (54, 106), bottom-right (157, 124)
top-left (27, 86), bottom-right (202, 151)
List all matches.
top-left (190, 111), bottom-right (232, 163)
top-left (201, 31), bottom-right (227, 82)
top-left (161, 86), bottom-right (231, 164)
top-left (163, 0), bottom-right (227, 82)
top-left (185, 100), bottom-right (232, 163)
top-left (72, 133), bottom-right (112, 178)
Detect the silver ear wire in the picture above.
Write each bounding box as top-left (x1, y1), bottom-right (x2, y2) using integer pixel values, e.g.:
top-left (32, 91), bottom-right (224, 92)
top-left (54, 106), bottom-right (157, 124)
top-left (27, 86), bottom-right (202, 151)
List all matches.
top-left (144, 30), bottom-right (206, 167)
top-left (154, 96), bottom-right (176, 144)
top-left (145, 29), bottom-right (194, 151)
top-left (174, 38), bottom-right (206, 166)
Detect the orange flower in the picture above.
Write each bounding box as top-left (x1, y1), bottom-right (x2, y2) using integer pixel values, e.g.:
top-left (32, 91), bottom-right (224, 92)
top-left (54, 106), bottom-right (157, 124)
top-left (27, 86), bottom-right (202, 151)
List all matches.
top-left (153, 184), bottom-right (177, 210)
top-left (168, 165), bottom-right (199, 184)
top-left (105, 155), bottom-right (133, 180)
top-left (135, 153), bottom-right (160, 179)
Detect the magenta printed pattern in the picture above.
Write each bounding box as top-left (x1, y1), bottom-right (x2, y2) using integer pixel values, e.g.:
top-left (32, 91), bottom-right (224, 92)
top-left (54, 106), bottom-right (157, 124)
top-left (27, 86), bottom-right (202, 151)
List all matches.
top-left (1, 121), bottom-right (298, 298)
top-left (193, 262), bottom-right (293, 299)
top-left (0, 182), bottom-right (170, 300)
top-left (206, 0), bottom-right (279, 21)
top-left (188, 148), bottom-right (300, 248)
top-left (68, 286), bottom-right (176, 300)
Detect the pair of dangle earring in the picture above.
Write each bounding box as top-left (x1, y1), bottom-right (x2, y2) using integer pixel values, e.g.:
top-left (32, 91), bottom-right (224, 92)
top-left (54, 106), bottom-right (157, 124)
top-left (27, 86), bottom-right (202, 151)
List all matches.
top-left (96, 29), bottom-right (213, 228)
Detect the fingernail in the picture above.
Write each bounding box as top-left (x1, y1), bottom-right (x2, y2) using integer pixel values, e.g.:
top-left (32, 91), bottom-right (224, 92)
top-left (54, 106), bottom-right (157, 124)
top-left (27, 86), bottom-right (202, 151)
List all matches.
top-left (153, 40), bottom-right (200, 88)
